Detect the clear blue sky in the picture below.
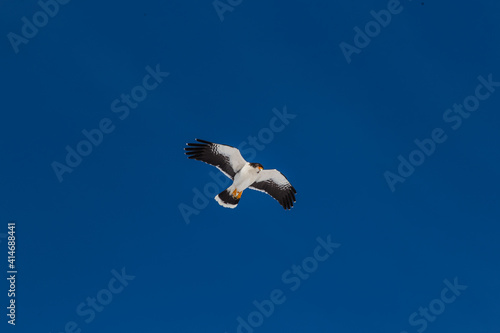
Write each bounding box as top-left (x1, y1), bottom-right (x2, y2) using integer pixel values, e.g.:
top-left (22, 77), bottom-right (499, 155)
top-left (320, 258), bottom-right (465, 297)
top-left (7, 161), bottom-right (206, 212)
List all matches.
top-left (1, 0), bottom-right (499, 332)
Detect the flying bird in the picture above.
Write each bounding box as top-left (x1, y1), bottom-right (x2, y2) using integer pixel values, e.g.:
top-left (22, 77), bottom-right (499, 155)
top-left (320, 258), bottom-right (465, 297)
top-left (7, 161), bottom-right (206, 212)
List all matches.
top-left (185, 139), bottom-right (297, 209)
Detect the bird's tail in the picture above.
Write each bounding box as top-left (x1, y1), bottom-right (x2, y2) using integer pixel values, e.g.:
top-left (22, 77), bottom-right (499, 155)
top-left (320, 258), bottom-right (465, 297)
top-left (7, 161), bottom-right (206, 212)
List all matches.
top-left (215, 186), bottom-right (240, 209)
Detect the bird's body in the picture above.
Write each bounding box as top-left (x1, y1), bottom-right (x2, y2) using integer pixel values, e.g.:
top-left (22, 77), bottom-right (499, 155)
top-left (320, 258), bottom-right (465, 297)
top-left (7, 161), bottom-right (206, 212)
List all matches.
top-left (233, 163), bottom-right (261, 193)
top-left (215, 162), bottom-right (262, 208)
top-left (185, 139), bottom-right (296, 209)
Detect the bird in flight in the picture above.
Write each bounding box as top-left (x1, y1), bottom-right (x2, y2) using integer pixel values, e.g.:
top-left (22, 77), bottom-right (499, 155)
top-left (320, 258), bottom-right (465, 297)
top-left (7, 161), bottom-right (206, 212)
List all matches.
top-left (185, 139), bottom-right (297, 209)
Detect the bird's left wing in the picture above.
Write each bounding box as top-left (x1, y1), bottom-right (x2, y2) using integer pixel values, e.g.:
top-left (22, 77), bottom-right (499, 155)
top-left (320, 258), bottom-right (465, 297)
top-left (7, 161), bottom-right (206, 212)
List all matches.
top-left (185, 139), bottom-right (247, 179)
top-left (249, 169), bottom-right (297, 210)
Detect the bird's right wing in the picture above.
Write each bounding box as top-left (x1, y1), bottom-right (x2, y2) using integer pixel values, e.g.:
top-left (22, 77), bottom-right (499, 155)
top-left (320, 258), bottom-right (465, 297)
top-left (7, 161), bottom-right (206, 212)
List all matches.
top-left (249, 169), bottom-right (297, 210)
top-left (184, 139), bottom-right (247, 179)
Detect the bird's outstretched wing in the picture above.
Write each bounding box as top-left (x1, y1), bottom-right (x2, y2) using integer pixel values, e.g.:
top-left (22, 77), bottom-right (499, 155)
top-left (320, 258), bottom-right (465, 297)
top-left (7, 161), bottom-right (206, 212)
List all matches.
top-left (185, 139), bottom-right (247, 179)
top-left (249, 169), bottom-right (297, 210)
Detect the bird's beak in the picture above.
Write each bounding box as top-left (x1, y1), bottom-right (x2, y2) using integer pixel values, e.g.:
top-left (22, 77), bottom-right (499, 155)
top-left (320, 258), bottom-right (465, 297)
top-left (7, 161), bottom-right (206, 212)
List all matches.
top-left (259, 166), bottom-right (263, 171)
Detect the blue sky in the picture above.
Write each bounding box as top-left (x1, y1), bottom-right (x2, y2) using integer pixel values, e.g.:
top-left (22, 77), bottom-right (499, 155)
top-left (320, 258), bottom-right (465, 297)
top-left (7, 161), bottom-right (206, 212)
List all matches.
top-left (1, 0), bottom-right (500, 332)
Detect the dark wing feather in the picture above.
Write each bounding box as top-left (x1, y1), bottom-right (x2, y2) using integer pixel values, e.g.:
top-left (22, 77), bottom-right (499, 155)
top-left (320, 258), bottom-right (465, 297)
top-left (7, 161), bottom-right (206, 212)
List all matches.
top-left (185, 139), bottom-right (247, 179)
top-left (249, 169), bottom-right (297, 210)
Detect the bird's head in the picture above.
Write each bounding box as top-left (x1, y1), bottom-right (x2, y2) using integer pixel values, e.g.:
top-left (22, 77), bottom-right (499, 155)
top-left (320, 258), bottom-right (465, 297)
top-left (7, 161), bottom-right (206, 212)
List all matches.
top-left (251, 163), bottom-right (264, 172)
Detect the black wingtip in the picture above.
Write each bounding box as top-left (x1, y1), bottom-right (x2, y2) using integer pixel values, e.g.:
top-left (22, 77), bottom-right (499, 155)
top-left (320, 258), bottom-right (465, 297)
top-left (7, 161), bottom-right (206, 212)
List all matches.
top-left (195, 138), bottom-right (212, 144)
top-left (185, 139), bottom-right (212, 147)
top-left (283, 188), bottom-right (297, 210)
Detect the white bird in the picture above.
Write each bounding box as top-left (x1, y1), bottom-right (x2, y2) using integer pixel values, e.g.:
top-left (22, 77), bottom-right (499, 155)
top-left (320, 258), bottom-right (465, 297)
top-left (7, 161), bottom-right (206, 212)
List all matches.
top-left (185, 139), bottom-right (297, 209)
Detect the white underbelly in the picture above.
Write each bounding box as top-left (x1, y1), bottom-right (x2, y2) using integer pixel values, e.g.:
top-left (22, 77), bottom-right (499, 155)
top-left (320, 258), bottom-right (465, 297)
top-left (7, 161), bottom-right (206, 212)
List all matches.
top-left (233, 166), bottom-right (258, 191)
